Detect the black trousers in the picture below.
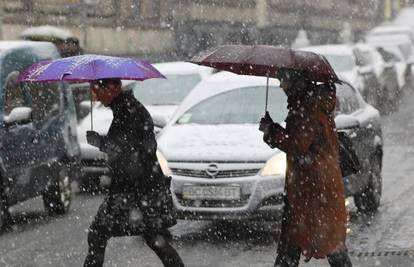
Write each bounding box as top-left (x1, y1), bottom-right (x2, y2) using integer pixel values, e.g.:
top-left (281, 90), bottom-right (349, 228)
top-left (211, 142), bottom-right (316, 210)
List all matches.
top-left (274, 196), bottom-right (352, 267)
top-left (83, 194), bottom-right (184, 267)
top-left (83, 227), bottom-right (184, 267)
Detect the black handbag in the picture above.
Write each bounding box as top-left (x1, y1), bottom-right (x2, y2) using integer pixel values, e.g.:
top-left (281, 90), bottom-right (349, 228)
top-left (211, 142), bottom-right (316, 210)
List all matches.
top-left (337, 131), bottom-right (361, 177)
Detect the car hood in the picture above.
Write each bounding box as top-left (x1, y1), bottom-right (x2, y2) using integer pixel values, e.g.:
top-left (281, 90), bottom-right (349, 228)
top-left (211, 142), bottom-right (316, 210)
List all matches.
top-left (157, 124), bottom-right (279, 162)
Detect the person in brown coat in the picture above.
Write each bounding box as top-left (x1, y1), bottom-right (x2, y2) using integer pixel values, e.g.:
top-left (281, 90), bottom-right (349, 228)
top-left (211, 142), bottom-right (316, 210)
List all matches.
top-left (259, 69), bottom-right (352, 267)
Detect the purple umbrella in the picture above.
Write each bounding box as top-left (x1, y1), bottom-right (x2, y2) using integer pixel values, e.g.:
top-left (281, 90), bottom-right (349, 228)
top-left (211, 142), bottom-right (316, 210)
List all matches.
top-left (18, 54), bottom-right (165, 130)
top-left (18, 54), bottom-right (165, 82)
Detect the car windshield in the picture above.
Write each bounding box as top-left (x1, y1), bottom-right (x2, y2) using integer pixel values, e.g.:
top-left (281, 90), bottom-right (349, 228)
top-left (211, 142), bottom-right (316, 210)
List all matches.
top-left (176, 85), bottom-right (288, 124)
top-left (323, 54), bottom-right (355, 72)
top-left (128, 74), bottom-right (201, 105)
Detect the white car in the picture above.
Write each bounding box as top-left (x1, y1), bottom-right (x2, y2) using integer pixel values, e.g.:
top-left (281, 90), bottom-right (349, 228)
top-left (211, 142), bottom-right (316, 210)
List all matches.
top-left (76, 61), bottom-right (214, 190)
top-left (366, 25), bottom-right (414, 45)
top-left (301, 45), bottom-right (365, 93)
top-left (157, 72), bottom-right (383, 221)
top-left (366, 34), bottom-right (414, 94)
top-left (124, 61), bottom-right (215, 127)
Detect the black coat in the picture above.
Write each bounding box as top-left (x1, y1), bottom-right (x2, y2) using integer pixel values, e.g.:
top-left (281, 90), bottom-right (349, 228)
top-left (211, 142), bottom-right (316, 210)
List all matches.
top-left (97, 90), bottom-right (176, 231)
top-left (100, 90), bottom-right (163, 192)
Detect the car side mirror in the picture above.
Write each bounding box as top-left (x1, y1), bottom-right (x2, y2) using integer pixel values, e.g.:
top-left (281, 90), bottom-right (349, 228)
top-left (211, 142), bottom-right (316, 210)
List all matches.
top-left (4, 107), bottom-right (33, 127)
top-left (152, 115), bottom-right (168, 129)
top-left (335, 114), bottom-right (359, 130)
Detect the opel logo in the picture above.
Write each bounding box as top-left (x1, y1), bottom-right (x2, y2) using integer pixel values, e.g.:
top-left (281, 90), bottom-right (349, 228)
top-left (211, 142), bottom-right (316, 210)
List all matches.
top-left (206, 163), bottom-right (219, 178)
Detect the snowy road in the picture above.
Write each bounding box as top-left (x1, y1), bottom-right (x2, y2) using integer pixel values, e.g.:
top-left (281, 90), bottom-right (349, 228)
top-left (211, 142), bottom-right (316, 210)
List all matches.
top-left (1, 91), bottom-right (414, 267)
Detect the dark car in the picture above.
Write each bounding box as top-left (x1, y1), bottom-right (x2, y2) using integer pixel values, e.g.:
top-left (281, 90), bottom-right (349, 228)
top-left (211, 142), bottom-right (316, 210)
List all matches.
top-left (0, 41), bottom-right (80, 231)
top-left (335, 79), bottom-right (383, 213)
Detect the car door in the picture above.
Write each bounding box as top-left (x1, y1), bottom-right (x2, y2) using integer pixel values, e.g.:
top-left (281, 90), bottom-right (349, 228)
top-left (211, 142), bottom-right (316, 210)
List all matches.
top-left (336, 81), bottom-right (377, 196)
top-left (0, 50), bottom-right (41, 196)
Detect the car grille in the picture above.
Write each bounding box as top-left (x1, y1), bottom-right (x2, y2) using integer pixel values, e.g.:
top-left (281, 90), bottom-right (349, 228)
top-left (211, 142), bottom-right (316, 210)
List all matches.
top-left (171, 168), bottom-right (260, 178)
top-left (175, 193), bottom-right (250, 208)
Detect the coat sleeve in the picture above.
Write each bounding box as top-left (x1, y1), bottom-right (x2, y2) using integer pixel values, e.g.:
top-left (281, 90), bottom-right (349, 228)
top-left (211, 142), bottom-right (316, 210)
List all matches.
top-left (265, 113), bottom-right (318, 155)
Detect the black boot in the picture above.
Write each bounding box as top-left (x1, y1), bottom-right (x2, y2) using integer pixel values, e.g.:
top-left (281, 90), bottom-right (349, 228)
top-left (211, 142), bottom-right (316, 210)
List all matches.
top-left (327, 249), bottom-right (352, 267)
top-left (144, 231), bottom-right (184, 267)
top-left (274, 244), bottom-right (301, 267)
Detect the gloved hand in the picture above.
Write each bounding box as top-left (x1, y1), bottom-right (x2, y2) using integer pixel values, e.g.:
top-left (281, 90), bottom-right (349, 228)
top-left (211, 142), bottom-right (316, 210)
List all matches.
top-left (259, 112), bottom-right (274, 134)
top-left (86, 131), bottom-right (101, 148)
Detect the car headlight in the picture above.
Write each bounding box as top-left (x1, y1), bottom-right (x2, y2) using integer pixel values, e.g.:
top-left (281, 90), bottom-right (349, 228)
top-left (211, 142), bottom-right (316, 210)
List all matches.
top-left (260, 152), bottom-right (287, 176)
top-left (156, 150), bottom-right (172, 176)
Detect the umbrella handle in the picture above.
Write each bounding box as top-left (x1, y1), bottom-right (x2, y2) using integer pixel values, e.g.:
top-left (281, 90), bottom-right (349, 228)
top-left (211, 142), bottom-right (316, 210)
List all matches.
top-left (90, 87), bottom-right (93, 131)
top-left (265, 73), bottom-right (269, 113)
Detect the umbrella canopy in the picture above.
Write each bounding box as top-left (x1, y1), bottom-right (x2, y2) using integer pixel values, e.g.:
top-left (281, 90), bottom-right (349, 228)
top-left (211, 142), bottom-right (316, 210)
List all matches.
top-left (191, 45), bottom-right (339, 83)
top-left (18, 54), bottom-right (165, 131)
top-left (18, 54), bottom-right (165, 83)
top-left (19, 25), bottom-right (75, 42)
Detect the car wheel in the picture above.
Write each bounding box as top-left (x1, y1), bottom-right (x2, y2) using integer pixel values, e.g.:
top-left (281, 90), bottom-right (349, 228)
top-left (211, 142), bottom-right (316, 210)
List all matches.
top-left (354, 153), bottom-right (382, 214)
top-left (43, 163), bottom-right (72, 215)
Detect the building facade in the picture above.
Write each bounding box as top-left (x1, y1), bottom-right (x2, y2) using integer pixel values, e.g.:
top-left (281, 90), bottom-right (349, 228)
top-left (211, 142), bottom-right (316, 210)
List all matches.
top-left (0, 0), bottom-right (397, 61)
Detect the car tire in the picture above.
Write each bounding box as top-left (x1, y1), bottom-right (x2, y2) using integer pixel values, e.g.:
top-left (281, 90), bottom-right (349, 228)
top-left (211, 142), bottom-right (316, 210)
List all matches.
top-left (42, 162), bottom-right (72, 215)
top-left (354, 153), bottom-right (382, 214)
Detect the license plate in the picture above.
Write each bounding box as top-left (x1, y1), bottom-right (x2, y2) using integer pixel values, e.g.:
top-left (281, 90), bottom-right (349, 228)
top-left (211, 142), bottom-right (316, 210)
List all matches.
top-left (183, 186), bottom-right (241, 200)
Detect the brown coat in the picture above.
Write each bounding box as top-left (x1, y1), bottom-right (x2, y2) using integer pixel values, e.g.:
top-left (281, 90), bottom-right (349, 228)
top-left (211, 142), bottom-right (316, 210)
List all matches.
top-left (266, 85), bottom-right (347, 259)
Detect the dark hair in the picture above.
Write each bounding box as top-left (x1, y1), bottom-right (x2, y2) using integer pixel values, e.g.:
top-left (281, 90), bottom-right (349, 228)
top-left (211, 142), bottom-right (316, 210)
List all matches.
top-left (97, 78), bottom-right (122, 88)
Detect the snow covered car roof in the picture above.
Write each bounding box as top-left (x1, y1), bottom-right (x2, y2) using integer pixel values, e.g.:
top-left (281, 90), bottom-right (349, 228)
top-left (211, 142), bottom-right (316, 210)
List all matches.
top-left (19, 25), bottom-right (75, 41)
top-left (301, 44), bottom-right (354, 56)
top-left (369, 25), bottom-right (414, 35)
top-left (0, 41), bottom-right (57, 56)
top-left (153, 61), bottom-right (215, 77)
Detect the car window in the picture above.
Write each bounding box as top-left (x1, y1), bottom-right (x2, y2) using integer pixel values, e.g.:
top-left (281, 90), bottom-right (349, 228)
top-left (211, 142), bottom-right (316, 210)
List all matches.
top-left (176, 86), bottom-right (287, 125)
top-left (336, 83), bottom-right (361, 114)
top-left (322, 54), bottom-right (355, 72)
top-left (4, 71), bottom-right (28, 115)
top-left (129, 74), bottom-right (201, 105)
top-left (23, 83), bottom-right (60, 121)
top-left (1, 47), bottom-right (61, 119)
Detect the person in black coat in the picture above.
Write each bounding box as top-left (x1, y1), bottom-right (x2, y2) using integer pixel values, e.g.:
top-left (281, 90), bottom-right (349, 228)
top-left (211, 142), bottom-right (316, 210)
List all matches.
top-left (83, 78), bottom-right (184, 267)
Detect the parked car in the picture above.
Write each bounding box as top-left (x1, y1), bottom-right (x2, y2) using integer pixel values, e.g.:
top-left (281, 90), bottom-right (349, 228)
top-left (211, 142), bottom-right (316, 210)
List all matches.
top-left (76, 61), bottom-right (214, 191)
top-left (123, 61), bottom-right (215, 127)
top-left (353, 43), bottom-right (400, 113)
top-left (367, 35), bottom-right (414, 98)
top-left (302, 44), bottom-right (402, 114)
top-left (156, 72), bottom-right (383, 221)
top-left (300, 45), bottom-right (366, 93)
top-left (0, 41), bottom-right (80, 230)
top-left (366, 25), bottom-right (414, 45)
